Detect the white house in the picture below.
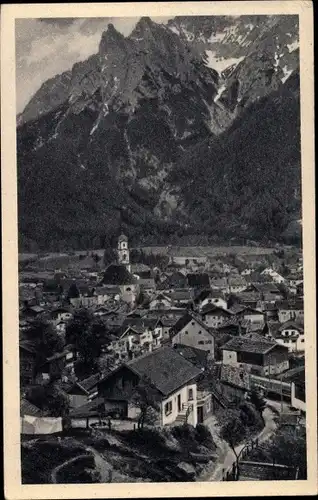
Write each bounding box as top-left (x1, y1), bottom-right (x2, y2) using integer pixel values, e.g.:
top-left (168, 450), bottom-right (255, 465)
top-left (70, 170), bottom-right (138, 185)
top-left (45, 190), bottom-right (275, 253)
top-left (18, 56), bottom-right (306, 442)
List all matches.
top-left (270, 320), bottom-right (305, 353)
top-left (261, 268), bottom-right (286, 284)
top-left (170, 313), bottom-right (215, 360)
top-left (97, 347), bottom-right (201, 427)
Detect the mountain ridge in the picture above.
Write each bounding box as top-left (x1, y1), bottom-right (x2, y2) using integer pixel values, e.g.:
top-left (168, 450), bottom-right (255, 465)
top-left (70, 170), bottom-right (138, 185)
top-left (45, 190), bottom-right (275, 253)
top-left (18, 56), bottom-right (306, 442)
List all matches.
top-left (17, 16), bottom-right (301, 251)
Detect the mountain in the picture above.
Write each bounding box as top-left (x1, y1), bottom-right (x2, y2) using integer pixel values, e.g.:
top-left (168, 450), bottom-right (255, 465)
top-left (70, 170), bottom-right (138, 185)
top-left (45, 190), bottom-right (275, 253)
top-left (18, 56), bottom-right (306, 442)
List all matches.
top-left (17, 16), bottom-right (301, 251)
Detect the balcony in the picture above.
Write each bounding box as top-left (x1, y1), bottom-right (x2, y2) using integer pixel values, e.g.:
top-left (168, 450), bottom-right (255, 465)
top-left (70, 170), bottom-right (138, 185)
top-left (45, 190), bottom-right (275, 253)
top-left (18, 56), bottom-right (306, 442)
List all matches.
top-left (197, 390), bottom-right (210, 405)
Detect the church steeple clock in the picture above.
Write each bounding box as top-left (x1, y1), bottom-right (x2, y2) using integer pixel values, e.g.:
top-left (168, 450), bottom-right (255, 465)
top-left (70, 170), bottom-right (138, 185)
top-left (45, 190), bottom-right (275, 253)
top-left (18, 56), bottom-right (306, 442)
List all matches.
top-left (117, 233), bottom-right (131, 272)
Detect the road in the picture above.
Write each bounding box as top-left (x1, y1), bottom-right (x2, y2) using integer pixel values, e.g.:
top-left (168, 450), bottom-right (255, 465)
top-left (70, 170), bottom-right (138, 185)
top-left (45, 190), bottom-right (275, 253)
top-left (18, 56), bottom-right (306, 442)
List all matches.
top-left (202, 407), bottom-right (277, 482)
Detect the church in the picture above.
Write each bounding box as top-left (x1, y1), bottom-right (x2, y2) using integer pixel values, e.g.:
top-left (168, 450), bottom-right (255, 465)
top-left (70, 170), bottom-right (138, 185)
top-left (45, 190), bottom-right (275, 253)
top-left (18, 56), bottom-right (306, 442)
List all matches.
top-left (117, 233), bottom-right (131, 272)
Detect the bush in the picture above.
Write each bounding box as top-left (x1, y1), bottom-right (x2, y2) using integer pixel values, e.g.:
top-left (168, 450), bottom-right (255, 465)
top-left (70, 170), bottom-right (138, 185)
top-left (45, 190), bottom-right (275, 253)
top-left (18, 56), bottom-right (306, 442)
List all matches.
top-left (195, 424), bottom-right (215, 448)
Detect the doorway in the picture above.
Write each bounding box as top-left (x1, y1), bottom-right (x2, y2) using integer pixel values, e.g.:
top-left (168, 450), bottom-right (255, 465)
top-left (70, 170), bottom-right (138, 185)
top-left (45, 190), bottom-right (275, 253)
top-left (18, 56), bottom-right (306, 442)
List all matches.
top-left (197, 406), bottom-right (204, 423)
top-left (177, 394), bottom-right (182, 412)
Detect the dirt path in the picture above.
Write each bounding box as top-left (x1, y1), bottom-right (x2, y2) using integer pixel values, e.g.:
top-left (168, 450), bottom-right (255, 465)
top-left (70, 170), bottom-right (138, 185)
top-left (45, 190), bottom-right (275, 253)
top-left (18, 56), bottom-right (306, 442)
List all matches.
top-left (85, 446), bottom-right (113, 483)
top-left (51, 454), bottom-right (89, 483)
top-left (51, 445), bottom-right (112, 483)
top-left (201, 407), bottom-right (276, 482)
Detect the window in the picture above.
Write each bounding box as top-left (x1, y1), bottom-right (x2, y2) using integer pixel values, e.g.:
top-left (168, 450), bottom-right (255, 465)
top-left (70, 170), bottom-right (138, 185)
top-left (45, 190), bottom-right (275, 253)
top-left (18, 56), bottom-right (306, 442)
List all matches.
top-left (292, 340), bottom-right (296, 343)
top-left (284, 340), bottom-right (289, 343)
top-left (198, 330), bottom-right (202, 334)
top-left (188, 388), bottom-right (194, 401)
top-left (301, 339), bottom-right (304, 343)
top-left (191, 322), bottom-right (195, 326)
top-left (207, 350), bottom-right (211, 353)
top-left (198, 340), bottom-right (204, 345)
top-left (205, 340), bottom-right (212, 344)
top-left (165, 401), bottom-right (172, 416)
top-left (185, 330), bottom-right (188, 335)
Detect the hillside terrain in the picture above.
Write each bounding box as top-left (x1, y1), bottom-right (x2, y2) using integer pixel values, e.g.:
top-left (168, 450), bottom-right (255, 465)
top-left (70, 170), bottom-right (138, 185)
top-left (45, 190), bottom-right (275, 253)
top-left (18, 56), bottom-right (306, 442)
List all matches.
top-left (17, 16), bottom-right (301, 251)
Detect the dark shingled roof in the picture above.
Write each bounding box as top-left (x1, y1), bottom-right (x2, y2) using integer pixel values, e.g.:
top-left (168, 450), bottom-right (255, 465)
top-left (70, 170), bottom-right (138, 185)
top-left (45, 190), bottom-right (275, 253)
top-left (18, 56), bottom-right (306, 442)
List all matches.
top-left (187, 273), bottom-right (210, 288)
top-left (172, 344), bottom-right (209, 368)
top-left (125, 347), bottom-right (201, 396)
top-left (20, 398), bottom-right (43, 417)
top-left (220, 335), bottom-right (281, 354)
top-left (277, 299), bottom-right (304, 311)
top-left (171, 312), bottom-right (213, 336)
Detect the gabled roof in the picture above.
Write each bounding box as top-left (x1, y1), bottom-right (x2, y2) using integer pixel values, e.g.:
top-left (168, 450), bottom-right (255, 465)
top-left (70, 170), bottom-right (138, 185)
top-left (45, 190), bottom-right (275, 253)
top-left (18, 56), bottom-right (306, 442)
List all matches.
top-left (171, 312), bottom-right (213, 337)
top-left (220, 335), bottom-right (282, 355)
top-left (125, 347), bottom-right (201, 397)
top-left (20, 398), bottom-right (43, 417)
top-left (187, 273), bottom-right (210, 288)
top-left (278, 319), bottom-right (304, 333)
top-left (172, 344), bottom-right (208, 368)
top-left (277, 300), bottom-right (304, 311)
top-left (201, 303), bottom-right (233, 316)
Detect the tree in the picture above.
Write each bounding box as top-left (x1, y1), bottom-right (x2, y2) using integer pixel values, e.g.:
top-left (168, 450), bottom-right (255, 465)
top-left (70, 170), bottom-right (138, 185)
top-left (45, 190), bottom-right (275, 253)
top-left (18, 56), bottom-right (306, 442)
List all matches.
top-left (26, 381), bottom-right (70, 417)
top-left (219, 409), bottom-right (247, 478)
top-left (248, 389), bottom-right (266, 423)
top-left (25, 320), bottom-right (65, 366)
top-left (103, 247), bottom-right (117, 267)
top-left (130, 375), bottom-right (160, 430)
top-left (65, 310), bottom-right (103, 376)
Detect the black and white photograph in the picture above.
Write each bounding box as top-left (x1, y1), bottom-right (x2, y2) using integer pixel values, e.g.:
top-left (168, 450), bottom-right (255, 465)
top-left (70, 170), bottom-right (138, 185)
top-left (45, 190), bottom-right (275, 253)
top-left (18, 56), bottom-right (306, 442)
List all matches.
top-left (1, 1), bottom-right (316, 497)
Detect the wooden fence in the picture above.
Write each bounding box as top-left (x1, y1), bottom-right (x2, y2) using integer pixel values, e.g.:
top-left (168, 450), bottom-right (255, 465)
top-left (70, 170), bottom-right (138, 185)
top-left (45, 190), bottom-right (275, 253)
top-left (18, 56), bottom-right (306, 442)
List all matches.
top-left (222, 437), bottom-right (297, 481)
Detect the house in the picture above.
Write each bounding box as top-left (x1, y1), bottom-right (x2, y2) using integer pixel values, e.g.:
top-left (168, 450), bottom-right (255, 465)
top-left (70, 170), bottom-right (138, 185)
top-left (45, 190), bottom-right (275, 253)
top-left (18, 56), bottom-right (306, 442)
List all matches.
top-left (267, 320), bottom-right (305, 353)
top-left (194, 289), bottom-right (228, 312)
top-left (157, 271), bottom-right (188, 290)
top-left (50, 307), bottom-right (73, 325)
top-left (63, 373), bottom-right (101, 408)
top-left (245, 282), bottom-right (283, 301)
top-left (20, 341), bottom-right (38, 386)
top-left (187, 273), bottom-right (210, 289)
top-left (37, 347), bottom-right (76, 383)
top-left (228, 305), bottom-right (265, 325)
top-left (148, 293), bottom-right (172, 310)
top-left (97, 347), bottom-right (201, 426)
top-left (261, 268), bottom-right (286, 284)
top-left (172, 344), bottom-right (209, 371)
top-left (201, 304), bottom-right (233, 328)
top-left (227, 276), bottom-right (248, 294)
top-left (219, 364), bottom-right (251, 405)
top-left (170, 313), bottom-right (215, 360)
top-left (255, 301), bottom-right (278, 321)
top-left (277, 300), bottom-right (304, 323)
top-left (279, 366), bottom-right (305, 413)
top-left (215, 317), bottom-right (250, 337)
top-left (110, 318), bottom-right (162, 361)
top-left (137, 278), bottom-right (156, 293)
top-left (131, 263), bottom-right (152, 279)
top-left (220, 334), bottom-right (289, 375)
top-left (168, 289), bottom-right (193, 307)
top-left (22, 305), bottom-right (46, 319)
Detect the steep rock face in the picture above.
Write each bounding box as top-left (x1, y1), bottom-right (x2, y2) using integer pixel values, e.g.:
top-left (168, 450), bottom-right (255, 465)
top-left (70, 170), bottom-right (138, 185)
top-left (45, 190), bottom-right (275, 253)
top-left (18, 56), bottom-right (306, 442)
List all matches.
top-left (169, 70), bottom-right (301, 242)
top-left (167, 15), bottom-right (299, 117)
top-left (17, 17), bottom-right (301, 251)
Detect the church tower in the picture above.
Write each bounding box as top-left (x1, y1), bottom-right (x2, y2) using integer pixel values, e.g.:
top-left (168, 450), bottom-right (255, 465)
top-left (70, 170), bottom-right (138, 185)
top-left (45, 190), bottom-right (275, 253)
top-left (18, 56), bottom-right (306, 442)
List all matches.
top-left (117, 233), bottom-right (131, 272)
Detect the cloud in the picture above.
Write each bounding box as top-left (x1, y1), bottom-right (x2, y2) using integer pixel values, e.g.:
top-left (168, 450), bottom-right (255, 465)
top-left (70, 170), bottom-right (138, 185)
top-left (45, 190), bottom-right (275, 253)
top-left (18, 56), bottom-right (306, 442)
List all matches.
top-left (15, 16), bottom-right (171, 113)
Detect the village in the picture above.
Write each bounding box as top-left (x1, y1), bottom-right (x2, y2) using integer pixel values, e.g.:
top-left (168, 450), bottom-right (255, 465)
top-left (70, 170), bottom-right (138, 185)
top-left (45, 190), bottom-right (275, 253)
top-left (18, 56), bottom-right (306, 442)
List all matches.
top-left (19, 235), bottom-right (306, 483)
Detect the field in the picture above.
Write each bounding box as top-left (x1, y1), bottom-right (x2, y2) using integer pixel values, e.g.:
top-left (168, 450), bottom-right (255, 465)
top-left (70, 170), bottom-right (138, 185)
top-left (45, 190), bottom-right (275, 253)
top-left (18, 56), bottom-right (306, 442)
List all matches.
top-left (19, 245), bottom-right (278, 264)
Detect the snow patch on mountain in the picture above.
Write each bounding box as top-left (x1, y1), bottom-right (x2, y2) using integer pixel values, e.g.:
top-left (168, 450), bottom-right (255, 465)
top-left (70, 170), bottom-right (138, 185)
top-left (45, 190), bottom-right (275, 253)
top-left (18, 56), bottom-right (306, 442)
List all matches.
top-left (281, 66), bottom-right (293, 83)
top-left (205, 50), bottom-right (245, 74)
top-left (287, 41), bottom-right (299, 53)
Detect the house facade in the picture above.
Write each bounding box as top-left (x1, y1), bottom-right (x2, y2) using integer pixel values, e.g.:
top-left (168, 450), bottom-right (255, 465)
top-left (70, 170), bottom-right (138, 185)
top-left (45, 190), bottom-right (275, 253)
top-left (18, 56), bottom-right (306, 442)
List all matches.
top-left (170, 313), bottom-right (215, 360)
top-left (201, 305), bottom-right (233, 329)
top-left (221, 336), bottom-right (289, 376)
top-left (97, 347), bottom-right (201, 427)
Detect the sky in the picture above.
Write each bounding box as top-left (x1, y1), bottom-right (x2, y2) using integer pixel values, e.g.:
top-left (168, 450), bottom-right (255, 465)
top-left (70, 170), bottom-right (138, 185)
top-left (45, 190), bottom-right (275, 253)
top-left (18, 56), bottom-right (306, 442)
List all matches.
top-left (15, 17), bottom-right (170, 114)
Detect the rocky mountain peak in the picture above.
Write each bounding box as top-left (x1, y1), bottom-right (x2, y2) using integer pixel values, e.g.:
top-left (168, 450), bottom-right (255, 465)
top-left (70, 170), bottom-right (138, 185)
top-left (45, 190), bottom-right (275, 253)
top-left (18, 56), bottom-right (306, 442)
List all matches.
top-left (99, 23), bottom-right (127, 54)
